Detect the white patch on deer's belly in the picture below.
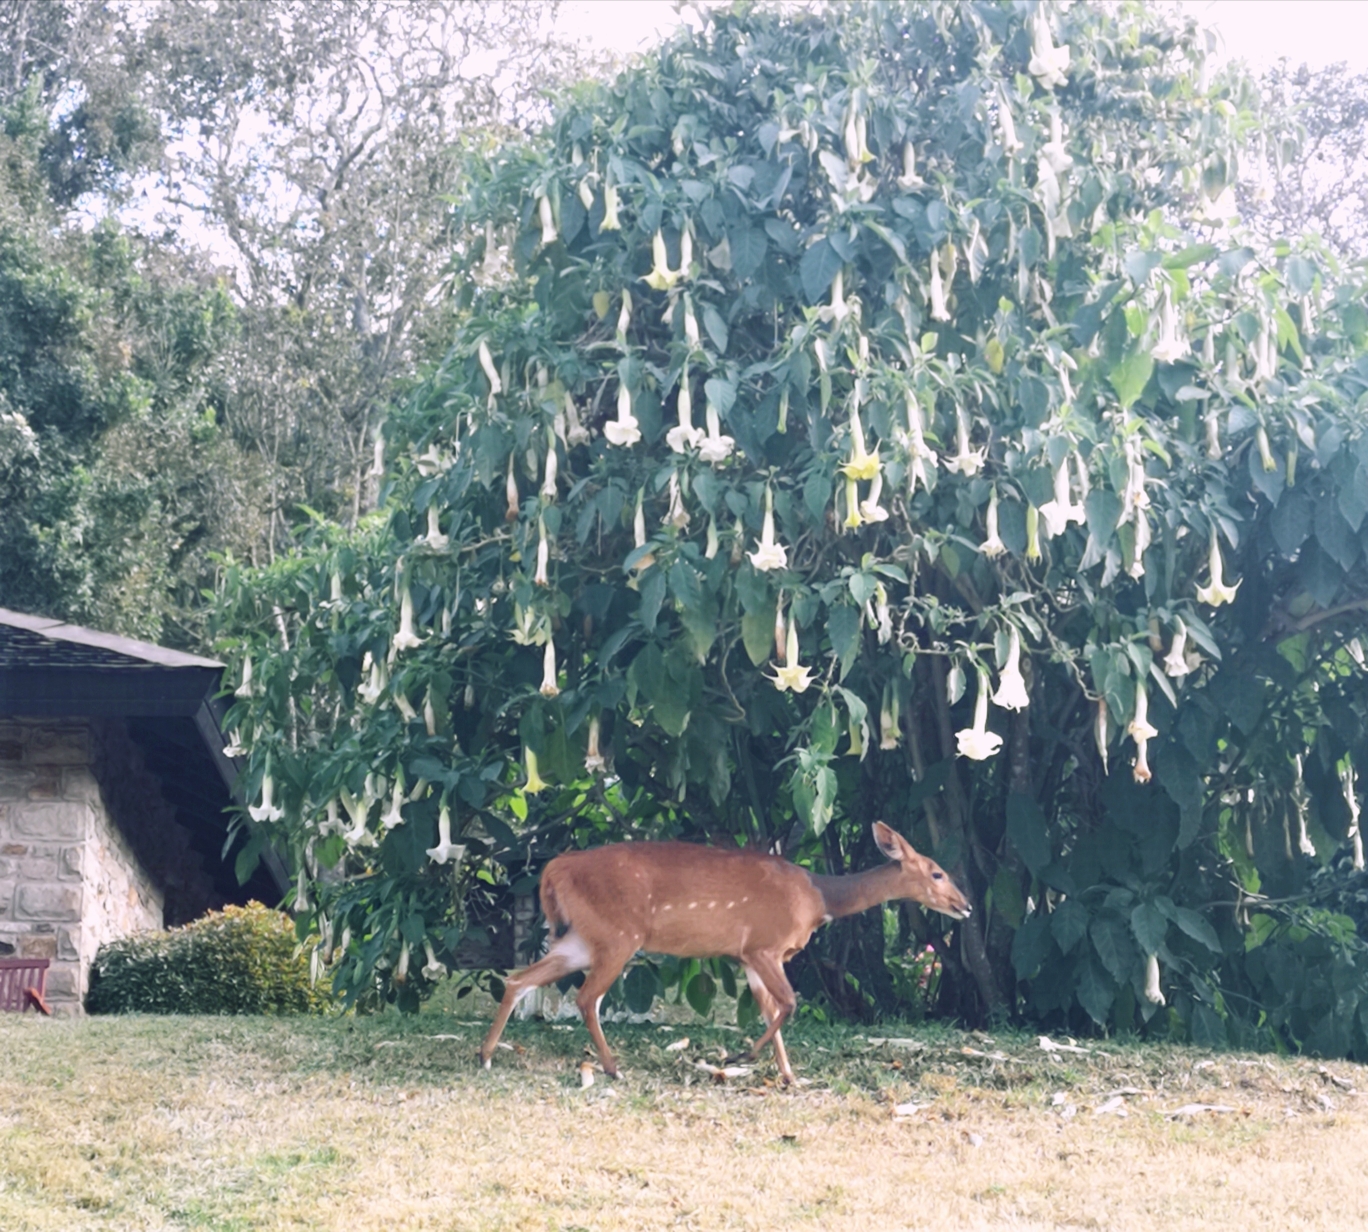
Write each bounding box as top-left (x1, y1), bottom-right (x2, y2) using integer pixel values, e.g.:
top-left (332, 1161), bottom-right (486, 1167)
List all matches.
top-left (549, 931), bottom-right (592, 970)
top-left (822, 913), bottom-right (832, 924)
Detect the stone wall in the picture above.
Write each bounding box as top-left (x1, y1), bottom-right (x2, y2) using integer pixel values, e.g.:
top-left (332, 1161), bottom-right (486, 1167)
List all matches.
top-left (0, 720), bottom-right (163, 1013)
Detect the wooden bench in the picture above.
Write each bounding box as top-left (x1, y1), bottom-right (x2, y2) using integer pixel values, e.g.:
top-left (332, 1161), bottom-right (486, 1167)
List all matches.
top-left (0, 958), bottom-right (52, 1014)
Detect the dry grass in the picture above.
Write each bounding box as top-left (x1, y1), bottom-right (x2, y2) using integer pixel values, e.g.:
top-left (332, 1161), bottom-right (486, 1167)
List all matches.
top-left (1, 1005), bottom-right (1365, 1231)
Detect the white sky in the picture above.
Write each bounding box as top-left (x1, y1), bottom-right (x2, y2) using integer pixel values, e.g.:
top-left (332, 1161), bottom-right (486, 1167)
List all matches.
top-left (556, 1), bottom-right (1368, 70)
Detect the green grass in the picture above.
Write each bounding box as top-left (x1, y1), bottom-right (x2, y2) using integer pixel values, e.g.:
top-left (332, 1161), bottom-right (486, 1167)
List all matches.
top-left (1, 1005), bottom-right (1365, 1230)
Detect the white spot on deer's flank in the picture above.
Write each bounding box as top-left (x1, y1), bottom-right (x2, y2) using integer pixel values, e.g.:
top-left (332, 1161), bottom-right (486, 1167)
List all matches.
top-left (708, 901), bottom-right (716, 908)
top-left (688, 902), bottom-right (697, 909)
top-left (726, 901), bottom-right (734, 908)
top-left (663, 904), bottom-right (673, 911)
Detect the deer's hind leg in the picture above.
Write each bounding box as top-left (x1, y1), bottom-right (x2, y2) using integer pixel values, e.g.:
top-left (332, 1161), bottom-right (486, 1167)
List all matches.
top-left (479, 930), bottom-right (591, 1069)
top-left (739, 953), bottom-right (799, 1084)
top-left (574, 937), bottom-right (639, 1078)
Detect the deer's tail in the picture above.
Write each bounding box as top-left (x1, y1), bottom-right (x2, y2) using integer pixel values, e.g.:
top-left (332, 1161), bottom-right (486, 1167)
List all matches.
top-left (539, 863), bottom-right (571, 939)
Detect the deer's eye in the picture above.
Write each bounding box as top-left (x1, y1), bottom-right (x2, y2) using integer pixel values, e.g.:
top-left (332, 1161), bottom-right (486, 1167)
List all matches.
top-left (932, 872), bottom-right (944, 881)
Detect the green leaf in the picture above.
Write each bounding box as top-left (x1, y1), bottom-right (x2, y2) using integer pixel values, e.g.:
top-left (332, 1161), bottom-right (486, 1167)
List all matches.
top-left (1051, 899), bottom-right (1089, 954)
top-left (799, 237), bottom-right (842, 302)
top-left (1006, 793), bottom-right (1051, 874)
top-left (827, 604), bottom-right (861, 679)
top-left (1130, 902), bottom-right (1167, 955)
top-left (1173, 907), bottom-right (1222, 953)
top-left (742, 601), bottom-right (776, 667)
top-left (1011, 912), bottom-right (1051, 980)
top-left (685, 970), bottom-right (717, 1016)
top-left (1108, 346), bottom-right (1154, 411)
top-left (729, 226), bottom-right (767, 279)
top-left (638, 568), bottom-right (667, 633)
top-left (702, 303), bottom-right (729, 354)
top-left (1090, 913), bottom-right (1137, 984)
top-left (624, 964), bottom-right (660, 1013)
top-left (1076, 954), bottom-right (1115, 1026)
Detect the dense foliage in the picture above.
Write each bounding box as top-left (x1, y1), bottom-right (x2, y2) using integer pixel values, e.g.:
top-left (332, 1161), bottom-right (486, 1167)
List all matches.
top-left (216, 0), bottom-right (1368, 1057)
top-left (86, 903), bottom-right (331, 1015)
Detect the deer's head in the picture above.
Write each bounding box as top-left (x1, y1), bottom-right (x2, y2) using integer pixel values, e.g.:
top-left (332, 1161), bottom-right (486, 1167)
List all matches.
top-left (872, 821), bottom-right (972, 919)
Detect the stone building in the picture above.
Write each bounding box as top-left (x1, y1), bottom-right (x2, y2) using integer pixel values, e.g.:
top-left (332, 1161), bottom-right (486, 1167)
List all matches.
top-left (0, 609), bottom-right (283, 1013)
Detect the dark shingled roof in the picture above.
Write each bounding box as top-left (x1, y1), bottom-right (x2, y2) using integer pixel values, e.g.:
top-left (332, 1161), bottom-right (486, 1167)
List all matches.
top-left (0, 608), bottom-right (224, 717)
top-left (0, 608), bottom-right (285, 906)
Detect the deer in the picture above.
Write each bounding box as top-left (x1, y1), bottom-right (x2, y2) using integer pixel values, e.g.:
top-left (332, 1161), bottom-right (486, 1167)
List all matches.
top-left (478, 821), bottom-right (971, 1085)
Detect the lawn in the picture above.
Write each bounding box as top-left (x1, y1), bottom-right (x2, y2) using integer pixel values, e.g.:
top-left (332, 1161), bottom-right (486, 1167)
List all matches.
top-left (1, 1004), bottom-right (1365, 1231)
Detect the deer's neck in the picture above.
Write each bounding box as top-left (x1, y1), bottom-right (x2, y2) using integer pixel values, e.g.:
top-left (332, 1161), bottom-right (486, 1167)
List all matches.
top-left (809, 863), bottom-right (905, 921)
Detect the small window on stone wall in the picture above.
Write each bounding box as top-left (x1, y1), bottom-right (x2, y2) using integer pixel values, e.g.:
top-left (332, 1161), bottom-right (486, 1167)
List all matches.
top-left (0, 941), bottom-right (14, 956)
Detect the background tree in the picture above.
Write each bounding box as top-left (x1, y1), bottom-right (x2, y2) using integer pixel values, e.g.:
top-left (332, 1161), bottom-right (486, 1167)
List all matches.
top-left (0, 0), bottom-right (592, 643)
top-left (219, 0), bottom-right (1368, 1058)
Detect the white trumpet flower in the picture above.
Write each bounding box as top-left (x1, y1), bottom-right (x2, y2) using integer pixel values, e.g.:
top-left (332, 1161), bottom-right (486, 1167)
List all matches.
top-left (563, 391), bottom-right (589, 447)
top-left (534, 516), bottom-right (550, 587)
top-left (422, 939), bottom-right (448, 982)
top-left (380, 774), bottom-right (406, 829)
top-left (1129, 507), bottom-right (1151, 580)
top-left (873, 582), bottom-right (893, 645)
top-left (358, 651), bottom-right (387, 705)
top-left (505, 454), bottom-right (520, 523)
top-left (1163, 618), bottom-right (1191, 678)
top-left (1128, 680), bottom-right (1159, 784)
top-left (604, 383), bottom-right (641, 447)
top-left (683, 294), bottom-right (700, 349)
top-left (249, 771), bottom-right (285, 823)
top-left (617, 287), bottom-right (633, 339)
top-left (1028, 8), bottom-right (1071, 89)
top-left (705, 515), bottom-right (719, 559)
top-left (585, 715), bottom-right (605, 774)
top-left (643, 230), bottom-right (681, 291)
top-left (540, 639), bottom-right (560, 698)
top-left (818, 267), bottom-right (851, 323)
top-left (897, 141), bottom-right (925, 189)
top-left (522, 745), bottom-right (546, 794)
top-left (419, 504), bottom-right (449, 553)
top-left (859, 470), bottom-right (890, 523)
top-left (957, 669), bottom-right (1005, 760)
top-left (980, 488), bottom-right (1007, 558)
top-left (1196, 527), bottom-right (1240, 607)
top-left (1038, 457), bottom-right (1086, 538)
top-left (1150, 287), bottom-right (1189, 364)
top-left (541, 437), bottom-right (558, 501)
top-left (879, 685), bottom-right (901, 750)
top-left (393, 581), bottom-right (425, 652)
top-left (999, 91), bottom-right (1023, 156)
top-left (667, 367), bottom-right (704, 453)
top-left (840, 403), bottom-right (881, 482)
top-left (1026, 503), bottom-right (1042, 563)
top-left (664, 470), bottom-right (690, 530)
top-left (944, 406), bottom-right (986, 476)
top-left (699, 401), bottom-right (735, 464)
top-left (1143, 954), bottom-right (1165, 1006)
top-left (768, 617), bottom-right (815, 694)
top-left (906, 393), bottom-right (938, 494)
top-left (748, 486), bottom-right (788, 571)
top-left (600, 182), bottom-right (621, 230)
top-left (477, 339), bottom-right (502, 398)
top-left (393, 689), bottom-right (418, 724)
top-left (929, 249), bottom-right (951, 322)
top-left (427, 799), bottom-right (464, 865)
top-left (235, 655), bottom-right (254, 699)
top-left (843, 474), bottom-right (864, 531)
top-left (992, 626), bottom-right (1030, 711)
top-left (538, 193), bottom-right (557, 246)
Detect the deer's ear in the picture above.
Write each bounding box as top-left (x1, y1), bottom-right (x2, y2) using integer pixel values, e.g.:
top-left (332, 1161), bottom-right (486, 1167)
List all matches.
top-left (872, 821), bottom-right (903, 862)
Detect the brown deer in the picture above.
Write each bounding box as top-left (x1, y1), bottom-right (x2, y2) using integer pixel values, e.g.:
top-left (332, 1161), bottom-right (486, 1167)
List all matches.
top-left (478, 822), bottom-right (970, 1084)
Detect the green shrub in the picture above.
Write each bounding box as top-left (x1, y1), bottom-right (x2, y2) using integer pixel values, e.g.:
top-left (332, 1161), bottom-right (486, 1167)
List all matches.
top-left (86, 902), bottom-right (332, 1015)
